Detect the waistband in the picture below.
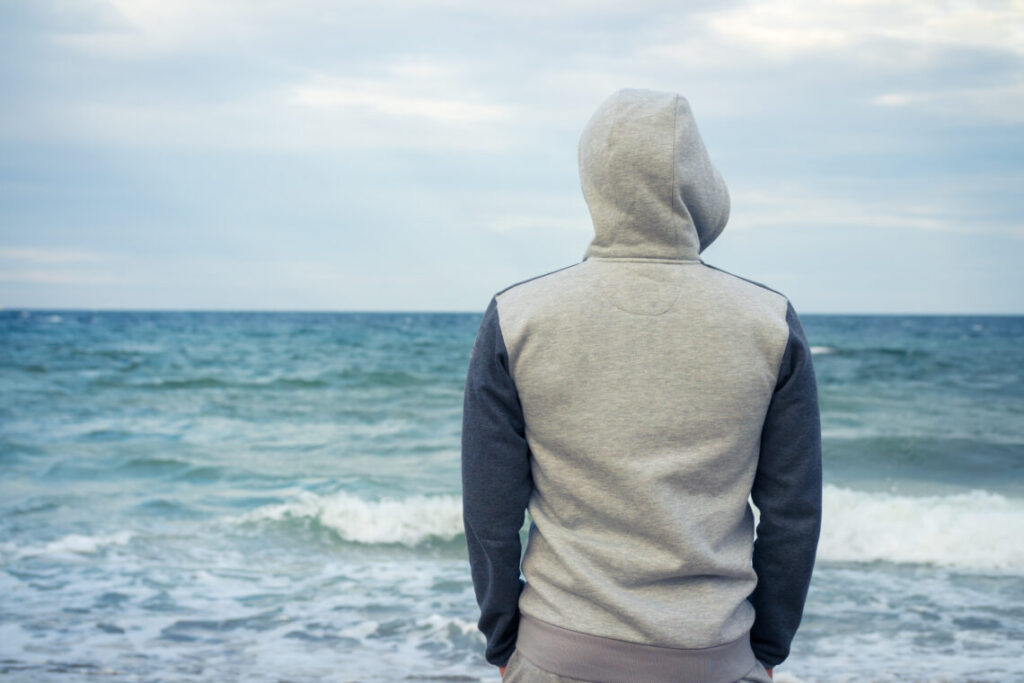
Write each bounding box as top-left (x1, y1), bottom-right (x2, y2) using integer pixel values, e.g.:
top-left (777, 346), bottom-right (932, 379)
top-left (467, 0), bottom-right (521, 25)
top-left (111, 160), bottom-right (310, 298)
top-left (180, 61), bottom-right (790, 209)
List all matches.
top-left (515, 611), bottom-right (756, 683)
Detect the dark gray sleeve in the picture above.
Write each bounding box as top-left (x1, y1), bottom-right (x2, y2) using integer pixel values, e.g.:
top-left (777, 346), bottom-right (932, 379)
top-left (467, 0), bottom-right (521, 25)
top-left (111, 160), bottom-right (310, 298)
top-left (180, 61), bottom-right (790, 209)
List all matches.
top-left (461, 295), bottom-right (533, 667)
top-left (748, 300), bottom-right (823, 668)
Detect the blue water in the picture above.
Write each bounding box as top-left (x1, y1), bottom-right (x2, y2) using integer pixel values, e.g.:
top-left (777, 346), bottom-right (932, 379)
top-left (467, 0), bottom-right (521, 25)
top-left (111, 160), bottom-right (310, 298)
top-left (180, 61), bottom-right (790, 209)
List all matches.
top-left (1, 310), bottom-right (1023, 682)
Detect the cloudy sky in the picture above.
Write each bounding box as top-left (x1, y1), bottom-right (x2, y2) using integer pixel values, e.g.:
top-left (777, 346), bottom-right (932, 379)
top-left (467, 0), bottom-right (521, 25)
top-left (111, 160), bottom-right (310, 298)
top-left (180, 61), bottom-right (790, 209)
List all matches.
top-left (1, 0), bottom-right (1022, 313)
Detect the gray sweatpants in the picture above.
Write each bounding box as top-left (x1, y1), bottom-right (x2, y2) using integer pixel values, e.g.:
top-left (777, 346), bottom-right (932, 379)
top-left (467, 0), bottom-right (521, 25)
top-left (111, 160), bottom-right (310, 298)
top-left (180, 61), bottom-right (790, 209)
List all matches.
top-left (500, 647), bottom-right (774, 683)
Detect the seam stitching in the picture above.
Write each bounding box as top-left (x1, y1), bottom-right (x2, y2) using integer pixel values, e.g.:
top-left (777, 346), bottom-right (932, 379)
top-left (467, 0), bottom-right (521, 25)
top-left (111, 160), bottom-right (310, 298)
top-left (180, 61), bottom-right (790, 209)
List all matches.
top-left (672, 96), bottom-right (681, 259)
top-left (495, 261), bottom-right (584, 297)
top-left (589, 256), bottom-right (701, 264)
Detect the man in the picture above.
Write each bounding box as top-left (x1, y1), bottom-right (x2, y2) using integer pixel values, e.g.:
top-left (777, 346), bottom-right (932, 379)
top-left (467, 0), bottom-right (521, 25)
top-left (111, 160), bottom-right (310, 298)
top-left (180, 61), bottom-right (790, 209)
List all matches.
top-left (461, 87), bottom-right (822, 683)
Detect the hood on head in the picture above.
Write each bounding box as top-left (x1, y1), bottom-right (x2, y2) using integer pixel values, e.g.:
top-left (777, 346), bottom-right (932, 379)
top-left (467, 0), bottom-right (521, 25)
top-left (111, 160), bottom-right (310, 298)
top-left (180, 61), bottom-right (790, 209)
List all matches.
top-left (578, 88), bottom-right (730, 261)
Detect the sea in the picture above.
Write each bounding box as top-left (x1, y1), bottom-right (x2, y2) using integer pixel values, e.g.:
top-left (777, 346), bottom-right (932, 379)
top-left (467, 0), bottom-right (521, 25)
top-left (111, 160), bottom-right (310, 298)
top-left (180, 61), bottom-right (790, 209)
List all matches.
top-left (1, 309), bottom-right (1022, 682)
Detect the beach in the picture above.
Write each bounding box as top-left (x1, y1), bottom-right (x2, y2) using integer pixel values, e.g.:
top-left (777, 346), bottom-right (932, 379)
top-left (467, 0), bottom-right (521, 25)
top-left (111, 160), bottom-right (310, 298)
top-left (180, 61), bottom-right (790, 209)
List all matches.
top-left (1, 309), bottom-right (1022, 682)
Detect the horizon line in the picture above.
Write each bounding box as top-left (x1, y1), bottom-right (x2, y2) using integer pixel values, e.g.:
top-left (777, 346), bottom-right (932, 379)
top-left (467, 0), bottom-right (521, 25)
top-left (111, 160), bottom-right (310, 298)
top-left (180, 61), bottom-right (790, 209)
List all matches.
top-left (3, 306), bottom-right (1023, 317)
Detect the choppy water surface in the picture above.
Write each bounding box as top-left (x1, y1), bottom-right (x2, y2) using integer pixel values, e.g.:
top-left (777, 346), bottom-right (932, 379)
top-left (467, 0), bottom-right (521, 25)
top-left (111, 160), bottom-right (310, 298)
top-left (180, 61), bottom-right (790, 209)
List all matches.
top-left (1, 310), bottom-right (1022, 682)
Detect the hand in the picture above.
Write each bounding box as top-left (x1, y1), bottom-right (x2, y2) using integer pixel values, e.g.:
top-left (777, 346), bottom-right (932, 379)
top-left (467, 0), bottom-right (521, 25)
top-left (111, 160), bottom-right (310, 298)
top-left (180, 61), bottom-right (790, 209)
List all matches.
top-left (499, 665), bottom-right (506, 678)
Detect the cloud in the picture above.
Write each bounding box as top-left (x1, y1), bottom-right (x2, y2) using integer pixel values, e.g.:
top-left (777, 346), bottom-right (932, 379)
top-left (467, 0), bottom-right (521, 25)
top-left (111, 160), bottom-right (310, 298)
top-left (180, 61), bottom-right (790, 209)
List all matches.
top-left (729, 188), bottom-right (1024, 239)
top-left (632, 0), bottom-right (1024, 122)
top-left (1, 0), bottom-right (1021, 311)
top-left (872, 93), bottom-right (917, 107)
top-left (0, 269), bottom-right (124, 285)
top-left (487, 214), bottom-right (591, 234)
top-left (290, 73), bottom-right (509, 124)
top-left (22, 77), bottom-right (518, 152)
top-left (6, 0), bottom-right (1021, 149)
top-left (703, 0), bottom-right (1024, 61)
top-left (0, 247), bottom-right (108, 264)
top-left (870, 80), bottom-right (1024, 124)
top-left (0, 246), bottom-right (124, 285)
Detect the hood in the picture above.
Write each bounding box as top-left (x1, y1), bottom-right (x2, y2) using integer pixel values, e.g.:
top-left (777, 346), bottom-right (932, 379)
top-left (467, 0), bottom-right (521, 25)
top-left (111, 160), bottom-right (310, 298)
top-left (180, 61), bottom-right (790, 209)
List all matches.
top-left (578, 88), bottom-right (730, 261)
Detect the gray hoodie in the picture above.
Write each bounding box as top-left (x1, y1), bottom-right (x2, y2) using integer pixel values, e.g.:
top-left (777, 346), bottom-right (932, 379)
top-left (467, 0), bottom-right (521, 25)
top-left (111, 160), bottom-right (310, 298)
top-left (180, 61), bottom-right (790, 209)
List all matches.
top-left (462, 88), bottom-right (822, 682)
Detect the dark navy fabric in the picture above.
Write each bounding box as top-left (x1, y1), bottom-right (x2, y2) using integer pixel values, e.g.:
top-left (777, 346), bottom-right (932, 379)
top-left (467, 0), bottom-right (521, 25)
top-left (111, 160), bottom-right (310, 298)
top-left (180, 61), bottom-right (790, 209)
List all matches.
top-left (461, 295), bottom-right (534, 667)
top-left (747, 301), bottom-right (823, 667)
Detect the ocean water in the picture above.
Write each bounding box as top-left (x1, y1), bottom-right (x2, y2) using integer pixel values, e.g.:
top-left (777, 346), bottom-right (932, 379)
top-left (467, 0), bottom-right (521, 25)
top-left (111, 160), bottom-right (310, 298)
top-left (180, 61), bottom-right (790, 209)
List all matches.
top-left (1, 309), bottom-right (1022, 682)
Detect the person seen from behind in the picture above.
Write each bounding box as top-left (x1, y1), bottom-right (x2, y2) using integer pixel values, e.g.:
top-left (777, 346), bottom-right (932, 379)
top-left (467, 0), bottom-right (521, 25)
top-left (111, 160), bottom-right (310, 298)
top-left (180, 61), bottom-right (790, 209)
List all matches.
top-left (461, 87), bottom-right (823, 683)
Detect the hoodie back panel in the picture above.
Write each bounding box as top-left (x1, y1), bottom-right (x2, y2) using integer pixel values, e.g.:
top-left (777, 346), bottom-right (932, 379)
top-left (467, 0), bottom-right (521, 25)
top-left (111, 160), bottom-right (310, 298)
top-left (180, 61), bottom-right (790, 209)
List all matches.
top-left (497, 256), bottom-right (789, 650)
top-left (461, 88), bottom-right (822, 681)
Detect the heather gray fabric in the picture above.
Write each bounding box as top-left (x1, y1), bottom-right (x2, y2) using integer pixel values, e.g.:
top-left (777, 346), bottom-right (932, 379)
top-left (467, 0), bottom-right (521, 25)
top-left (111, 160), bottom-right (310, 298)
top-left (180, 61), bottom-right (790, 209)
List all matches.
top-left (498, 256), bottom-right (790, 651)
top-left (579, 88), bottom-right (730, 260)
top-left (461, 87), bottom-right (821, 676)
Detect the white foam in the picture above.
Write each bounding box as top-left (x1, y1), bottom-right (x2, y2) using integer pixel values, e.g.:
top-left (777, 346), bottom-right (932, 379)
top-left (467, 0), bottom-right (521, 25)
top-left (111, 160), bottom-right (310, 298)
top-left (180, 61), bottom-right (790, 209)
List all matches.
top-left (773, 674), bottom-right (806, 683)
top-left (816, 484), bottom-right (1024, 571)
top-left (810, 345), bottom-right (836, 355)
top-left (233, 485), bottom-right (1024, 570)
top-left (3, 530), bottom-right (135, 560)
top-left (235, 491), bottom-right (463, 546)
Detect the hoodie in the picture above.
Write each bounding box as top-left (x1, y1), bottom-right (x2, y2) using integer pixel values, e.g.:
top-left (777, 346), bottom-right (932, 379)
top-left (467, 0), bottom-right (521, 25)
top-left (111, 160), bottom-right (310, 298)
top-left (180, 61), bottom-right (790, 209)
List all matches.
top-left (461, 88), bottom-right (822, 682)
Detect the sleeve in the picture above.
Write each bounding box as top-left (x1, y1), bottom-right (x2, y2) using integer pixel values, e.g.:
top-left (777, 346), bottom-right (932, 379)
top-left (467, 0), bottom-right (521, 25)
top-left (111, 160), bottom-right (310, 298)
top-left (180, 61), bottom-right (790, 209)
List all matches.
top-left (747, 300), bottom-right (823, 668)
top-left (461, 295), bottom-right (534, 667)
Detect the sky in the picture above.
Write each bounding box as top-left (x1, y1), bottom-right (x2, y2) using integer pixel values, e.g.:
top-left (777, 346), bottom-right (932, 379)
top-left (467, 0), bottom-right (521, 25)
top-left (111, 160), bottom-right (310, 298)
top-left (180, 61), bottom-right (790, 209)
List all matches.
top-left (1, 0), bottom-right (1022, 314)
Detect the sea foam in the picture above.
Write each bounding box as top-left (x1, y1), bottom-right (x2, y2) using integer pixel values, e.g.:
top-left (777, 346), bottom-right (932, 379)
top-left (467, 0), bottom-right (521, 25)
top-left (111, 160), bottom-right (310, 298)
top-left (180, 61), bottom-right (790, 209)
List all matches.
top-left (235, 490), bottom-right (464, 546)
top-left (816, 484), bottom-right (1024, 571)
top-left (1, 530), bottom-right (135, 561)
top-left (234, 485), bottom-right (1024, 571)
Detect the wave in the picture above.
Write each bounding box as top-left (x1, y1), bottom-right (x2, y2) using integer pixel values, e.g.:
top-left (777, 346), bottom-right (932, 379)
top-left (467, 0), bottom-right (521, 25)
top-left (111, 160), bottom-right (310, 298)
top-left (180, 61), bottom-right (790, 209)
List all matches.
top-left (809, 345), bottom-right (924, 358)
top-left (229, 486), bottom-right (1024, 571)
top-left (232, 491), bottom-right (463, 546)
top-left (93, 376), bottom-right (331, 390)
top-left (820, 436), bottom-right (1024, 473)
top-left (113, 456), bottom-right (236, 483)
top-left (90, 370), bottom-right (431, 391)
top-left (815, 484), bottom-right (1024, 571)
top-left (2, 530), bottom-right (135, 560)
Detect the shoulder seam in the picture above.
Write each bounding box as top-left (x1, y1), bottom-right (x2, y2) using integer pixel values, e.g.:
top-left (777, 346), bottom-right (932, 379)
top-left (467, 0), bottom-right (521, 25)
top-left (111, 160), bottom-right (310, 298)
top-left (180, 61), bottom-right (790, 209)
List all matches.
top-left (771, 302), bottom-right (799, 391)
top-left (495, 261), bottom-right (584, 297)
top-left (490, 299), bottom-right (520, 390)
top-left (699, 261), bottom-right (788, 301)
